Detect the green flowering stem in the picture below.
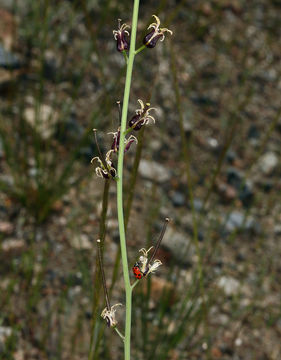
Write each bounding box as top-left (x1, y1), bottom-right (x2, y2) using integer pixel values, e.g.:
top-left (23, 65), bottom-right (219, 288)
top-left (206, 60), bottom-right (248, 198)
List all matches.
top-left (116, 1), bottom-right (140, 359)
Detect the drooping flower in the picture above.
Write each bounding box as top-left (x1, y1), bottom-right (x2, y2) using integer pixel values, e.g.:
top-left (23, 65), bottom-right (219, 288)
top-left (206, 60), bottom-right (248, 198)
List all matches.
top-left (113, 19), bottom-right (130, 52)
top-left (101, 303), bottom-right (122, 327)
top-left (143, 15), bottom-right (173, 48)
top-left (91, 149), bottom-right (117, 179)
top-left (109, 128), bottom-right (138, 153)
top-left (128, 99), bottom-right (156, 131)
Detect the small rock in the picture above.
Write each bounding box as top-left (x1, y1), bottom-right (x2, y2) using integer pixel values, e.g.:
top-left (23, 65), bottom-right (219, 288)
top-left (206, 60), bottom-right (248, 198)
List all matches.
top-left (234, 338), bottom-right (242, 347)
top-left (258, 152), bottom-right (278, 175)
top-left (138, 159), bottom-right (170, 183)
top-left (193, 198), bottom-right (203, 212)
top-left (226, 167), bottom-right (243, 189)
top-left (211, 347), bottom-right (223, 358)
top-left (207, 137), bottom-right (219, 149)
top-left (0, 9), bottom-right (16, 50)
top-left (247, 124), bottom-right (260, 146)
top-left (224, 211), bottom-right (258, 232)
top-left (69, 234), bottom-right (92, 250)
top-left (13, 349), bottom-right (24, 360)
top-left (170, 191), bottom-right (185, 207)
top-left (1, 238), bottom-right (25, 252)
top-left (24, 104), bottom-right (59, 140)
top-left (0, 44), bottom-right (20, 69)
top-left (274, 224), bottom-right (281, 235)
top-left (217, 314), bottom-right (229, 326)
top-left (226, 150), bottom-right (237, 164)
top-left (217, 276), bottom-right (240, 296)
top-left (161, 227), bottom-right (194, 264)
top-left (217, 182), bottom-right (237, 202)
top-left (239, 183), bottom-right (254, 207)
top-left (0, 326), bottom-right (12, 343)
top-left (0, 221), bottom-right (13, 234)
top-left (260, 179), bottom-right (273, 192)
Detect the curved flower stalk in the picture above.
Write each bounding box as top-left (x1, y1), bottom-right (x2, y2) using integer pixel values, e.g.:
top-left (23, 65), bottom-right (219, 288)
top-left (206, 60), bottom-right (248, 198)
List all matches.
top-left (96, 239), bottom-right (123, 334)
top-left (143, 15), bottom-right (173, 48)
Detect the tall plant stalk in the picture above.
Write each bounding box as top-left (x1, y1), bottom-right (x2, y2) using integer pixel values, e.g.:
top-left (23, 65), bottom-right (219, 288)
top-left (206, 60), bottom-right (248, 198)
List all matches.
top-left (116, 1), bottom-right (140, 359)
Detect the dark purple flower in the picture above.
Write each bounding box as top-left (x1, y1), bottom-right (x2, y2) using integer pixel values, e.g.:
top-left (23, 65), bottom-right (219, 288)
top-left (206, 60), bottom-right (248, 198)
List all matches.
top-left (143, 15), bottom-right (172, 49)
top-left (113, 19), bottom-right (130, 52)
top-left (128, 99), bottom-right (156, 131)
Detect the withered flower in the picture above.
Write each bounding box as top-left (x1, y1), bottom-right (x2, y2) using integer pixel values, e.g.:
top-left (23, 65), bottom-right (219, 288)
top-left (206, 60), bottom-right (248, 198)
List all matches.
top-left (128, 99), bottom-right (156, 131)
top-left (113, 19), bottom-right (130, 52)
top-left (101, 303), bottom-right (122, 327)
top-left (143, 15), bottom-right (173, 48)
top-left (138, 247), bottom-right (162, 276)
top-left (91, 149), bottom-right (116, 179)
top-left (91, 129), bottom-right (117, 179)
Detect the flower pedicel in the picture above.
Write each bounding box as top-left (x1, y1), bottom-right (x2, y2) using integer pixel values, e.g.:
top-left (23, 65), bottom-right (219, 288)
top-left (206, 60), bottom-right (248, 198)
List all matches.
top-left (97, 239), bottom-right (122, 328)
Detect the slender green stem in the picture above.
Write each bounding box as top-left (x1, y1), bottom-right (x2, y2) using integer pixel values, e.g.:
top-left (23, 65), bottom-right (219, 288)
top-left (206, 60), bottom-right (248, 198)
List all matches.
top-left (135, 44), bottom-right (146, 55)
top-left (114, 326), bottom-right (125, 341)
top-left (131, 280), bottom-right (139, 291)
top-left (116, 1), bottom-right (140, 359)
top-left (123, 50), bottom-right (129, 64)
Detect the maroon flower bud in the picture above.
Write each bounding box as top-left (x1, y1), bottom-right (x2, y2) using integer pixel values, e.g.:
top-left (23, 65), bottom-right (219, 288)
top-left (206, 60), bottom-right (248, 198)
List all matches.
top-left (128, 100), bottom-right (156, 131)
top-left (113, 19), bottom-right (130, 52)
top-left (124, 136), bottom-right (137, 152)
top-left (143, 15), bottom-right (172, 49)
top-left (128, 114), bottom-right (142, 131)
top-left (143, 30), bottom-right (163, 48)
top-left (111, 128), bottom-right (121, 152)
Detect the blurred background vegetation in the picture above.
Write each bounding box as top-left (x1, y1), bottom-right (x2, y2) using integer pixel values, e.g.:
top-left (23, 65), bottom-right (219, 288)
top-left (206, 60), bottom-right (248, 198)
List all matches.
top-left (0, 0), bottom-right (280, 359)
